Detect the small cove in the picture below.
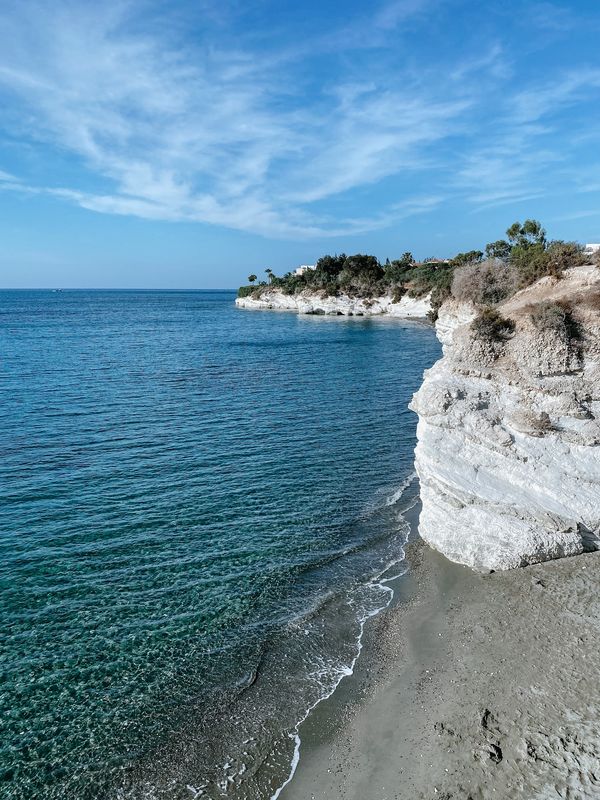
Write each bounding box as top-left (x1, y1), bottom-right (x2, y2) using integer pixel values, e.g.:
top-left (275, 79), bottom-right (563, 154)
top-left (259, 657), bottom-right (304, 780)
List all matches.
top-left (0, 290), bottom-right (440, 798)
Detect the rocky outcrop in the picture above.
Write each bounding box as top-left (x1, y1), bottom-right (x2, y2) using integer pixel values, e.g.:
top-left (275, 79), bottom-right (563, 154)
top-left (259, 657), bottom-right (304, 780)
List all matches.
top-left (410, 266), bottom-right (600, 572)
top-left (235, 290), bottom-right (431, 318)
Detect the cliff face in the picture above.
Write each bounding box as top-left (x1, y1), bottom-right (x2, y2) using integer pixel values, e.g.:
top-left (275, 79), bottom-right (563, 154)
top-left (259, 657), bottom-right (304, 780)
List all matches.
top-left (410, 266), bottom-right (600, 571)
top-left (236, 290), bottom-right (431, 318)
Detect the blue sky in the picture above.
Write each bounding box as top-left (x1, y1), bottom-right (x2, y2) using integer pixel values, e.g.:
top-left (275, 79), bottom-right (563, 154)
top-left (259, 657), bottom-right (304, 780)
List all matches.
top-left (1, 0), bottom-right (600, 288)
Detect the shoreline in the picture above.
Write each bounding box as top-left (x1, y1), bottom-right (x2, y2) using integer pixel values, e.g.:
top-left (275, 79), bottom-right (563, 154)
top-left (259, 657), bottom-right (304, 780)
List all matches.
top-left (235, 290), bottom-right (432, 318)
top-left (269, 498), bottom-right (421, 800)
top-left (235, 264), bottom-right (600, 799)
top-left (281, 535), bottom-right (600, 799)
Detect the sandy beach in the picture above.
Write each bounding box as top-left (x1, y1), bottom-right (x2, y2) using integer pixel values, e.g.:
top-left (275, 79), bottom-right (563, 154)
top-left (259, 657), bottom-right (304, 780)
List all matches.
top-left (282, 535), bottom-right (600, 800)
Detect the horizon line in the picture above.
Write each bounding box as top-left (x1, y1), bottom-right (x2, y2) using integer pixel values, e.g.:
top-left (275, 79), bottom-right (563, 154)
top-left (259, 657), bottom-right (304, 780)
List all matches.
top-left (0, 287), bottom-right (240, 292)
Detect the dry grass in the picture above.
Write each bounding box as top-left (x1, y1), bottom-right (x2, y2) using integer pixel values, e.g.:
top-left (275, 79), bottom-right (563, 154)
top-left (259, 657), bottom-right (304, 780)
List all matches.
top-left (452, 259), bottom-right (518, 307)
top-left (583, 288), bottom-right (600, 311)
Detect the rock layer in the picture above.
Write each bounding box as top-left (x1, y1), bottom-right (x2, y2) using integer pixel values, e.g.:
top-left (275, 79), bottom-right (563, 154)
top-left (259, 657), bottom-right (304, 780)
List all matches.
top-left (410, 266), bottom-right (600, 571)
top-left (235, 290), bottom-right (431, 318)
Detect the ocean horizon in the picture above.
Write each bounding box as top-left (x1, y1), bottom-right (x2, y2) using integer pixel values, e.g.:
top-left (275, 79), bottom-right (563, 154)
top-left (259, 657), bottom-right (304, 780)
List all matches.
top-left (1, 289), bottom-right (440, 798)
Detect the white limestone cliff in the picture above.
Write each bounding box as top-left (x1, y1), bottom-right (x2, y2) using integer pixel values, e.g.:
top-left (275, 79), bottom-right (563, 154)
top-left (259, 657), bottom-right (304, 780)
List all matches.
top-left (410, 266), bottom-right (600, 571)
top-left (235, 290), bottom-right (431, 318)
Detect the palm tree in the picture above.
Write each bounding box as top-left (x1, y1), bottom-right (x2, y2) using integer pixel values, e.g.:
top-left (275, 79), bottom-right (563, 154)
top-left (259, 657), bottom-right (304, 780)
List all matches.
top-left (265, 268), bottom-right (273, 283)
top-left (247, 274), bottom-right (257, 284)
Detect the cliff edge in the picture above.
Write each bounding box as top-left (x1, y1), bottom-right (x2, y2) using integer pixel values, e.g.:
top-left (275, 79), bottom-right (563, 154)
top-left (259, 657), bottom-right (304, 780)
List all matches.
top-left (410, 265), bottom-right (600, 571)
top-left (235, 289), bottom-right (432, 318)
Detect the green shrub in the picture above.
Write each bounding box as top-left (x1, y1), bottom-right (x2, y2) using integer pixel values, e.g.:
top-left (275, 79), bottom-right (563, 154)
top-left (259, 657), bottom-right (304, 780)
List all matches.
top-left (511, 240), bottom-right (585, 288)
top-left (237, 285), bottom-right (261, 298)
top-left (471, 309), bottom-right (515, 341)
top-left (510, 242), bottom-right (550, 286)
top-left (545, 241), bottom-right (586, 273)
top-left (406, 264), bottom-right (454, 301)
top-left (385, 253), bottom-right (413, 282)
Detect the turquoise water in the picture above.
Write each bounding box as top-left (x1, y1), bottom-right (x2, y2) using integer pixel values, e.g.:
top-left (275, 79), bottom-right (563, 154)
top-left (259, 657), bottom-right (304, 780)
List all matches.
top-left (0, 290), bottom-right (440, 799)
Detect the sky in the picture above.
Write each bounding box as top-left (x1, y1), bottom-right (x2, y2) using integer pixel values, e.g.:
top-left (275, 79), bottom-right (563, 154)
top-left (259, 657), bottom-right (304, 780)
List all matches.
top-left (1, 0), bottom-right (600, 288)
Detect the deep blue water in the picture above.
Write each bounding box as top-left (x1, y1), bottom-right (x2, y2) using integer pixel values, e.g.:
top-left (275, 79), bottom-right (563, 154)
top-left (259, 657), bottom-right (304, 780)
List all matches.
top-left (0, 290), bottom-right (440, 799)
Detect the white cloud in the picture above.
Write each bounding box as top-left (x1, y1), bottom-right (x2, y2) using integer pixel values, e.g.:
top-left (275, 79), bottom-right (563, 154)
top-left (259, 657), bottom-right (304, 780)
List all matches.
top-left (449, 44), bottom-right (512, 83)
top-left (0, 169), bottom-right (21, 183)
top-left (0, 0), bottom-right (468, 238)
top-left (511, 68), bottom-right (600, 124)
top-left (453, 68), bottom-right (600, 209)
top-left (0, 1), bottom-right (599, 239)
top-left (373, 0), bottom-right (437, 31)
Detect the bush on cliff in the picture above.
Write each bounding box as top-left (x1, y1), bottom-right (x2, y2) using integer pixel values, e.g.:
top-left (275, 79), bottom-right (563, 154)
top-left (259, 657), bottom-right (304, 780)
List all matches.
top-left (511, 240), bottom-right (585, 286)
top-left (529, 301), bottom-right (581, 341)
top-left (545, 241), bottom-right (587, 274)
top-left (424, 269), bottom-right (455, 322)
top-left (237, 284), bottom-right (266, 299)
top-left (502, 220), bottom-right (586, 287)
top-left (237, 285), bottom-right (255, 299)
top-left (452, 259), bottom-right (517, 307)
top-left (471, 308), bottom-right (515, 342)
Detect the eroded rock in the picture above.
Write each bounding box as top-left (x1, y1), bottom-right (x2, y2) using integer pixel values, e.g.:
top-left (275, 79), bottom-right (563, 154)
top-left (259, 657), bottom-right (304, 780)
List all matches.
top-left (410, 266), bottom-right (600, 571)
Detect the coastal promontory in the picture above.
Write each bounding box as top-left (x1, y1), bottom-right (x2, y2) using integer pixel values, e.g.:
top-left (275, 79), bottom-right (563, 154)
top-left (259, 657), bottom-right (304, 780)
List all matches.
top-left (235, 252), bottom-right (456, 319)
top-left (411, 262), bottom-right (600, 571)
top-left (238, 224), bottom-right (600, 573)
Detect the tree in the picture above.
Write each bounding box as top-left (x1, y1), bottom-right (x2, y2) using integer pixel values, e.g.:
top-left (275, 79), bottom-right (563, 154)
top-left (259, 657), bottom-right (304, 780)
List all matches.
top-left (384, 252), bottom-right (414, 283)
top-left (451, 250), bottom-right (483, 267)
top-left (506, 219), bottom-right (546, 249)
top-left (314, 254), bottom-right (346, 281)
top-left (265, 268), bottom-right (273, 283)
top-left (485, 240), bottom-right (511, 260)
top-left (247, 274), bottom-right (257, 284)
top-left (341, 254), bottom-right (384, 285)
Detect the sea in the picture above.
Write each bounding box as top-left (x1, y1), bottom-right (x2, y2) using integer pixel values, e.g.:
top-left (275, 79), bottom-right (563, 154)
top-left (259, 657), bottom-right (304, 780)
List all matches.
top-left (0, 290), bottom-right (440, 799)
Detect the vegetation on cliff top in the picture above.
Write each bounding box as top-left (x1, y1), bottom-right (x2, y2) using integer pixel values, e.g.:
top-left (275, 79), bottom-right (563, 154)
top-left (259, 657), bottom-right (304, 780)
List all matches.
top-left (238, 220), bottom-right (591, 321)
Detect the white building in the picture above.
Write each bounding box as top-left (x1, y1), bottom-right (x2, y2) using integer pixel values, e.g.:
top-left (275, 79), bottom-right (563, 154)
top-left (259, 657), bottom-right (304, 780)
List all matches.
top-left (293, 264), bottom-right (316, 276)
top-left (584, 243), bottom-right (600, 255)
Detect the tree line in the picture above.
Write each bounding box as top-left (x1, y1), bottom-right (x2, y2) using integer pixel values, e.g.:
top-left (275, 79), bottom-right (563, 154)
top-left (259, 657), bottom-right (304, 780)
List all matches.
top-left (238, 220), bottom-right (592, 320)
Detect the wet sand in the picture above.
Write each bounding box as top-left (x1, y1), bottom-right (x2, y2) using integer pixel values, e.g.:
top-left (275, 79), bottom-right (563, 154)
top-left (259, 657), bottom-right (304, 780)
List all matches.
top-left (281, 539), bottom-right (600, 800)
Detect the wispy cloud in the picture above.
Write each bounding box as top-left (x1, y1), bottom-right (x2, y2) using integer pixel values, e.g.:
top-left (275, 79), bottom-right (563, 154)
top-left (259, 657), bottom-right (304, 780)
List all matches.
top-left (0, 0), bottom-right (599, 239)
top-left (0, 0), bottom-right (466, 237)
top-left (449, 44), bottom-right (512, 83)
top-left (526, 1), bottom-right (580, 33)
top-left (373, 0), bottom-right (438, 31)
top-left (511, 68), bottom-right (600, 123)
top-left (0, 168), bottom-right (21, 184)
top-left (552, 208), bottom-right (600, 222)
top-left (453, 67), bottom-right (600, 209)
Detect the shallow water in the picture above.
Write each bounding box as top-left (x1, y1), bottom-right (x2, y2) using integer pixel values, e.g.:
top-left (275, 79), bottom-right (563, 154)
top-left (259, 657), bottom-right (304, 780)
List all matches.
top-left (0, 290), bottom-right (440, 799)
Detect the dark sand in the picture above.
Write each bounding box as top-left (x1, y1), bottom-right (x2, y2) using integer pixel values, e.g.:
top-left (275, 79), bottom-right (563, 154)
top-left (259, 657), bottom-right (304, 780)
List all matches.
top-left (281, 540), bottom-right (600, 800)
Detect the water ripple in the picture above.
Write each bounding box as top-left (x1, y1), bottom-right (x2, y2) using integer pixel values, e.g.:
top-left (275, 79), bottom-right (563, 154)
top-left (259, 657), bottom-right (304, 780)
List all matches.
top-left (0, 290), bottom-right (440, 799)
